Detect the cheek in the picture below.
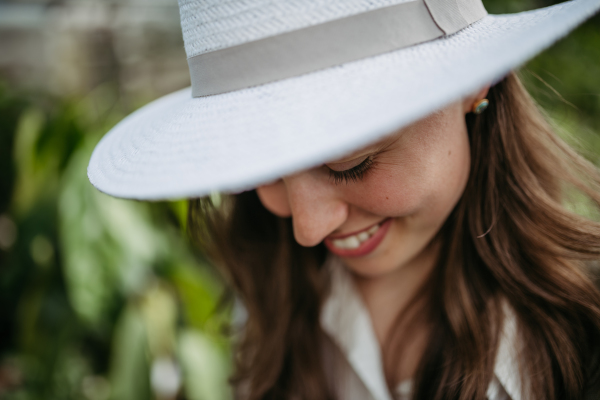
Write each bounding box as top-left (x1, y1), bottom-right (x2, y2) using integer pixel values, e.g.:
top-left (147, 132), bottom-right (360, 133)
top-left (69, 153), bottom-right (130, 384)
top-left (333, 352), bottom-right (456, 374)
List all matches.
top-left (349, 167), bottom-right (433, 218)
top-left (348, 121), bottom-right (470, 219)
top-left (356, 173), bottom-right (424, 216)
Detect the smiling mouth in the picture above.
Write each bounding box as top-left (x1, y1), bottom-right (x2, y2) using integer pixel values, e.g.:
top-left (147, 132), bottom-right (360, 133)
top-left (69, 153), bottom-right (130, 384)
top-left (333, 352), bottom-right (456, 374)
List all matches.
top-left (329, 221), bottom-right (384, 249)
top-left (324, 218), bottom-right (392, 258)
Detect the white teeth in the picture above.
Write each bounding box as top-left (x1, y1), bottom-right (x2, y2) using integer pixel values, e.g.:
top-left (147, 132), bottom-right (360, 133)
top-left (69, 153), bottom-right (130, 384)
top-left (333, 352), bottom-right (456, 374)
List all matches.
top-left (332, 236), bottom-right (360, 249)
top-left (330, 222), bottom-right (382, 250)
top-left (331, 239), bottom-right (346, 249)
top-left (367, 224), bottom-right (380, 235)
top-left (357, 232), bottom-right (370, 242)
top-left (344, 236), bottom-right (361, 249)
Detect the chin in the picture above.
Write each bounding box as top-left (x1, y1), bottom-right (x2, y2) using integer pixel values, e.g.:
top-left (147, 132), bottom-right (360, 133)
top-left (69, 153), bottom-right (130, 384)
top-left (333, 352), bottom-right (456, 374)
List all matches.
top-left (339, 250), bottom-right (405, 278)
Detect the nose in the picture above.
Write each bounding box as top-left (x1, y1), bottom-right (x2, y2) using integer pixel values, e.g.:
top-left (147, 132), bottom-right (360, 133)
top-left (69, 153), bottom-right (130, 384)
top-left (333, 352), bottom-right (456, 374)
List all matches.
top-left (285, 172), bottom-right (348, 247)
top-left (256, 171), bottom-right (348, 247)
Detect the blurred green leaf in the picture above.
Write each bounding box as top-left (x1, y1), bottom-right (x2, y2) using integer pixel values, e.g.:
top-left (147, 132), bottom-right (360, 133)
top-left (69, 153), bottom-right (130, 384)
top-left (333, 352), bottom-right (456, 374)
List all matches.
top-left (178, 329), bottom-right (232, 400)
top-left (109, 305), bottom-right (151, 400)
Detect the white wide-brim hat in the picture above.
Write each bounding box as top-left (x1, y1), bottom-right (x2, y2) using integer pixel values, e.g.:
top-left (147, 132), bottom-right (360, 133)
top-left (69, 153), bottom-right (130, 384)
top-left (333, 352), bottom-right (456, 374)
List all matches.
top-left (88, 0), bottom-right (600, 200)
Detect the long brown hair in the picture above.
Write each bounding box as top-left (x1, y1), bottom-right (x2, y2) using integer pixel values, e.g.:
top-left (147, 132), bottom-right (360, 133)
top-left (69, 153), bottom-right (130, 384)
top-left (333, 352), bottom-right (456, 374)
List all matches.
top-left (188, 71), bottom-right (600, 400)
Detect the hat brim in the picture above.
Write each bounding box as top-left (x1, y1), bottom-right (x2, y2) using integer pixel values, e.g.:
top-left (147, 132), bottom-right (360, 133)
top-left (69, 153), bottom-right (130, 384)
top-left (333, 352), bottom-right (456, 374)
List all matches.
top-left (88, 0), bottom-right (600, 200)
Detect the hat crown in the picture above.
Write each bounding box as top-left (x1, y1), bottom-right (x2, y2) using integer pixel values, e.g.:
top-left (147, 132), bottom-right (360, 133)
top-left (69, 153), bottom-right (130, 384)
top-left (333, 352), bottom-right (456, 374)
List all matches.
top-left (178, 0), bottom-right (415, 58)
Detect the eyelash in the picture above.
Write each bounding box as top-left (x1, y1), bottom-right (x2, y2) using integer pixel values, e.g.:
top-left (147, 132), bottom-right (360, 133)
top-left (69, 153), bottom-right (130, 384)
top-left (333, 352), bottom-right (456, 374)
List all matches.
top-left (328, 156), bottom-right (375, 185)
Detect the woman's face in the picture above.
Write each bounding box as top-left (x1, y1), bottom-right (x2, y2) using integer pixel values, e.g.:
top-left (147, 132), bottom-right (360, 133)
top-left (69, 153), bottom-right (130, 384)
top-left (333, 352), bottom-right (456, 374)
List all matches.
top-left (256, 88), bottom-right (488, 278)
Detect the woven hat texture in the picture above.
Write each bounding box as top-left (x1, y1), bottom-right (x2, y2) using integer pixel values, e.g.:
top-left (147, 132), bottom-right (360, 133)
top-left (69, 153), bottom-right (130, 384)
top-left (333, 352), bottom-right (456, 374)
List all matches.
top-left (88, 0), bottom-right (600, 200)
top-left (179, 0), bottom-right (414, 56)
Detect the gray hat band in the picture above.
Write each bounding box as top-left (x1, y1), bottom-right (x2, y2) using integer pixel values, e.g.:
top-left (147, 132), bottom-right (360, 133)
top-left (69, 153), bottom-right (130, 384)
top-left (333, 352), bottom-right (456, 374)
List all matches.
top-left (188, 0), bottom-right (487, 97)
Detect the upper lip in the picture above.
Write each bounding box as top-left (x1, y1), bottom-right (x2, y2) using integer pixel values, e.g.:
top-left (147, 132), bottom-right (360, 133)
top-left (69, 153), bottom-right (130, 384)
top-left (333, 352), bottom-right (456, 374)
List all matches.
top-left (326, 218), bottom-right (389, 240)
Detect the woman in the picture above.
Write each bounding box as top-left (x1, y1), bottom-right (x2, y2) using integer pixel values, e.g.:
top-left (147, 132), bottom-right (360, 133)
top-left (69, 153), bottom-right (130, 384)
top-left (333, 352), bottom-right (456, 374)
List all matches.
top-left (188, 71), bottom-right (600, 400)
top-left (88, 0), bottom-right (600, 399)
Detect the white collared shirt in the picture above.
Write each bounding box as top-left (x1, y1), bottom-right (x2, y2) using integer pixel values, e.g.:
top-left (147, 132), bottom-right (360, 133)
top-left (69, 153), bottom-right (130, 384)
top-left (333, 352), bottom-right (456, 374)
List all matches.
top-left (319, 255), bottom-right (521, 400)
top-left (232, 255), bottom-right (523, 399)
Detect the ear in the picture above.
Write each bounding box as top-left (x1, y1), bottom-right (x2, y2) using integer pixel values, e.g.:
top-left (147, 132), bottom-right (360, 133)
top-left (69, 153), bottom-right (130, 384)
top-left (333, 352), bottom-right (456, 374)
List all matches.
top-left (462, 84), bottom-right (491, 114)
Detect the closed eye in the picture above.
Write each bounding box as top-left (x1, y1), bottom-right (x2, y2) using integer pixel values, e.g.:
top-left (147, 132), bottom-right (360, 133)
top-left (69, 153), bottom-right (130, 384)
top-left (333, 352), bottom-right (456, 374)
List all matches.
top-left (328, 156), bottom-right (374, 185)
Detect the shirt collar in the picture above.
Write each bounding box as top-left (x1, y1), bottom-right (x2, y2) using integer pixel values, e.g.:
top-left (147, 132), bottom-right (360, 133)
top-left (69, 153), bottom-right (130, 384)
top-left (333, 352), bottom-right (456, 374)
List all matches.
top-left (320, 255), bottom-right (522, 400)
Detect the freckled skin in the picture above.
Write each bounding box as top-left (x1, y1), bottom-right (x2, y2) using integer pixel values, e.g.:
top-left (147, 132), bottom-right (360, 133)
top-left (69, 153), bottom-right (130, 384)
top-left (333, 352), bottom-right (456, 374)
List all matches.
top-left (337, 102), bottom-right (471, 276)
top-left (256, 95), bottom-right (479, 278)
top-left (256, 87), bottom-right (490, 379)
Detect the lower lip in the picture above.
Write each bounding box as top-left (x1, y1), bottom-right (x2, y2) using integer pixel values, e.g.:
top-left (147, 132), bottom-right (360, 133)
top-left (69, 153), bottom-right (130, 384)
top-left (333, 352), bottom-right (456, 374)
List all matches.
top-left (324, 218), bottom-right (393, 258)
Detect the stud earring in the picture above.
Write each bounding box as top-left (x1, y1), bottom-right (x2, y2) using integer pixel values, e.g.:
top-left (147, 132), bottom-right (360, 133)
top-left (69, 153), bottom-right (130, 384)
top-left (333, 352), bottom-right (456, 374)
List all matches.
top-left (472, 98), bottom-right (489, 114)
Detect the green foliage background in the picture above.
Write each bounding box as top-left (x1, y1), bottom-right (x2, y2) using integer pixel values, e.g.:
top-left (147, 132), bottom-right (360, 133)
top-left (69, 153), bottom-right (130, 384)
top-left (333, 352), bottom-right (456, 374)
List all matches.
top-left (0, 83), bottom-right (232, 400)
top-left (0, 1), bottom-right (599, 399)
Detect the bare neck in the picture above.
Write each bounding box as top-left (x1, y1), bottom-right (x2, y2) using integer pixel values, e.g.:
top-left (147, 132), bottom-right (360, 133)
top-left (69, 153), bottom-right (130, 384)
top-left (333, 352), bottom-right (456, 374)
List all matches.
top-left (351, 238), bottom-right (440, 382)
